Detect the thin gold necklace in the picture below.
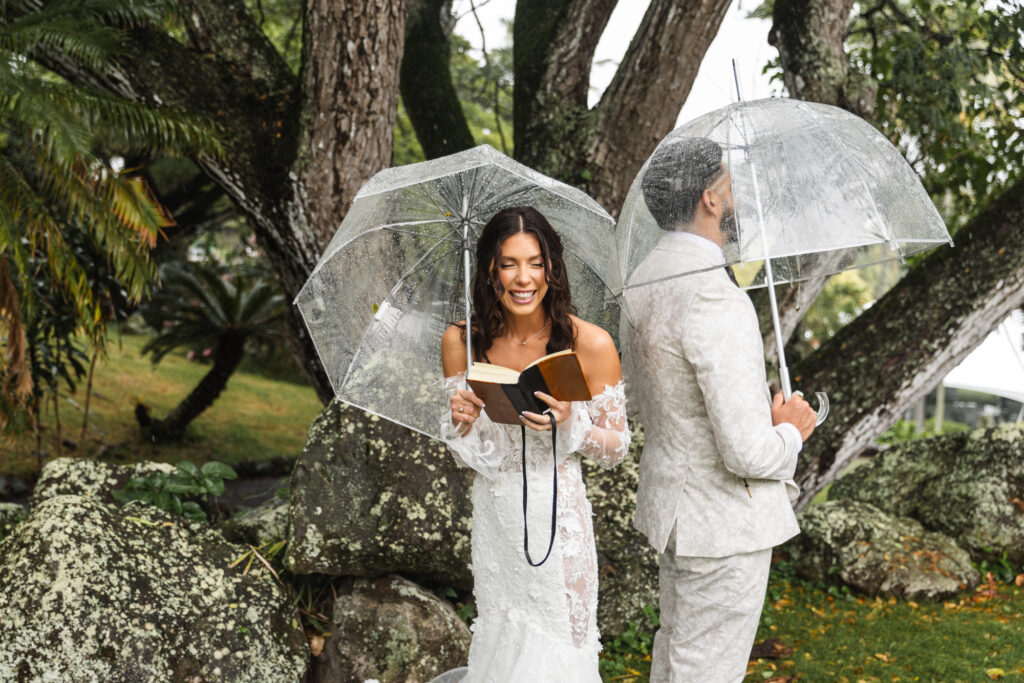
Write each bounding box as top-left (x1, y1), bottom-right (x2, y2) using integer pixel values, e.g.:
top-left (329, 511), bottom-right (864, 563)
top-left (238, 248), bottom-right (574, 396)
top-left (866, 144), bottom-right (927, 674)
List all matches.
top-left (510, 320), bottom-right (550, 346)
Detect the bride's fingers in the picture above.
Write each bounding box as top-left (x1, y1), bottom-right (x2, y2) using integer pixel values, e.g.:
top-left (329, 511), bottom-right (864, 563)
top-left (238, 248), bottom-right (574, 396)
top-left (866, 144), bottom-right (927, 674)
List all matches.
top-left (519, 412), bottom-right (551, 431)
top-left (456, 390), bottom-right (485, 409)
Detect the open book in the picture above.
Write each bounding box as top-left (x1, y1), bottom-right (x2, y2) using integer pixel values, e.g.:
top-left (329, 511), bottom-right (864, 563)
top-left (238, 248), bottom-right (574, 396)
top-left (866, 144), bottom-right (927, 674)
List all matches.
top-left (467, 350), bottom-right (592, 425)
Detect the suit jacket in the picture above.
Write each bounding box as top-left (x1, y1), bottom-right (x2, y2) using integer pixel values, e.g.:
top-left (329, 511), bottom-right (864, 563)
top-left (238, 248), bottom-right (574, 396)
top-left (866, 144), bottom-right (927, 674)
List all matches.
top-left (623, 232), bottom-right (801, 558)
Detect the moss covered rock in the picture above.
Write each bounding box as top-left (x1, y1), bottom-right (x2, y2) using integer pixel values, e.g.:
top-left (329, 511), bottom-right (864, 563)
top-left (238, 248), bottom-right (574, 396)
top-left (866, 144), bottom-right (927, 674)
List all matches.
top-left (583, 421), bottom-right (658, 638)
top-left (308, 574), bottom-right (470, 683)
top-left (785, 499), bottom-right (980, 601)
top-left (220, 496), bottom-right (290, 546)
top-left (31, 457), bottom-right (176, 507)
top-left (829, 424), bottom-right (1024, 562)
top-left (0, 503), bottom-right (25, 543)
top-left (0, 495), bottom-right (308, 681)
top-left (286, 402), bottom-right (474, 587)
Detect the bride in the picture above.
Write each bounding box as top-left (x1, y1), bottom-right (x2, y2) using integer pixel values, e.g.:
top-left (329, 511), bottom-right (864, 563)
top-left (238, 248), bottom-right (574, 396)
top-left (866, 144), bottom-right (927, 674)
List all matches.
top-left (440, 206), bottom-right (631, 681)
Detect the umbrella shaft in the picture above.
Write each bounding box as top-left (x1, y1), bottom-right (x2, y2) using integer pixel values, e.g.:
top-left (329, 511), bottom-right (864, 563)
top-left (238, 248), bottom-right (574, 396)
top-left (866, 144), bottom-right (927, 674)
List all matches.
top-left (463, 224), bottom-right (473, 372)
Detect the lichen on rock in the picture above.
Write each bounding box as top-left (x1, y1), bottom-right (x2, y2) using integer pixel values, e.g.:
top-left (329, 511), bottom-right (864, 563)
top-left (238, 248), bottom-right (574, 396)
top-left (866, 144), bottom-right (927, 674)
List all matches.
top-left (785, 499), bottom-right (980, 601)
top-left (307, 574), bottom-right (470, 683)
top-left (829, 424), bottom-right (1024, 562)
top-left (31, 457), bottom-right (176, 507)
top-left (286, 400), bottom-right (475, 587)
top-left (0, 495), bottom-right (308, 681)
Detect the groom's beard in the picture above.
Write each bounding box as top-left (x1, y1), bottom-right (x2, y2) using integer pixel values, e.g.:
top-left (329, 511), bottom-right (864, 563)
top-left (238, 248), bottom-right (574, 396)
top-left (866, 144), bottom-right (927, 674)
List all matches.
top-left (720, 209), bottom-right (738, 244)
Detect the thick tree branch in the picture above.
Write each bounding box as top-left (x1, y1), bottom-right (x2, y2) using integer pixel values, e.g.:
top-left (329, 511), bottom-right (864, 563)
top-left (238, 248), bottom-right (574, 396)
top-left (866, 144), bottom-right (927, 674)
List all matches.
top-left (513, 0), bottom-right (616, 177)
top-left (178, 0), bottom-right (294, 87)
top-left (791, 177), bottom-right (1024, 507)
top-left (400, 0), bottom-right (476, 159)
top-left (587, 0), bottom-right (731, 214)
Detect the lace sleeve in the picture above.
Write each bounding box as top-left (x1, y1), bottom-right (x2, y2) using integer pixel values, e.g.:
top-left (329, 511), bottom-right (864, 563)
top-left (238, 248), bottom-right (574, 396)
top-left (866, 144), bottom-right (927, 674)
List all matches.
top-left (556, 381), bottom-right (631, 469)
top-left (440, 373), bottom-right (512, 480)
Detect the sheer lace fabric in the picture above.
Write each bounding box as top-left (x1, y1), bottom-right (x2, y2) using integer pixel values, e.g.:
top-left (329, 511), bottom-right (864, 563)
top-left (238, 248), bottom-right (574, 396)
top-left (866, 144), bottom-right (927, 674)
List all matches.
top-left (440, 374), bottom-right (630, 681)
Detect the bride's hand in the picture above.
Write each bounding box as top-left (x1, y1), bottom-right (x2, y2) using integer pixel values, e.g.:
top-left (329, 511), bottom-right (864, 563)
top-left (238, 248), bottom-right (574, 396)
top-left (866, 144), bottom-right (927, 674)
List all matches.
top-left (520, 391), bottom-right (572, 432)
top-left (451, 389), bottom-right (485, 437)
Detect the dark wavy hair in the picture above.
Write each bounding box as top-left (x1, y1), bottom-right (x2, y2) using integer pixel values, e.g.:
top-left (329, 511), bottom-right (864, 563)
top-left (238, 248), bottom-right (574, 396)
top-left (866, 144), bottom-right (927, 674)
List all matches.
top-left (459, 206), bottom-right (576, 361)
top-left (642, 137), bottom-right (724, 230)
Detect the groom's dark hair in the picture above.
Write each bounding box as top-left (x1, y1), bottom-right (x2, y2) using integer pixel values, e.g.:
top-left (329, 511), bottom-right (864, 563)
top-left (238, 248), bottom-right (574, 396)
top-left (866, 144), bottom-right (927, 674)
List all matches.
top-left (641, 137), bottom-right (724, 230)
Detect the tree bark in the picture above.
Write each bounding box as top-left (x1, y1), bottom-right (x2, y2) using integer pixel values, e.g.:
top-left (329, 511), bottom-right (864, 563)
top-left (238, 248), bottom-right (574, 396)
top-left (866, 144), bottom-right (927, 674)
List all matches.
top-left (400, 0), bottom-right (475, 158)
top-left (23, 0), bottom-right (408, 404)
top-left (512, 0), bottom-right (617, 183)
top-left (587, 0), bottom-right (732, 214)
top-left (790, 177), bottom-right (1024, 507)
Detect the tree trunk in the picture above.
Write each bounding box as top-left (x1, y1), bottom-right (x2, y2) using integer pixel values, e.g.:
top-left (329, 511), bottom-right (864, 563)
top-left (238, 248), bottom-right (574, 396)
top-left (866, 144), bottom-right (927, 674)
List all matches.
top-left (400, 0), bottom-right (475, 158)
top-left (80, 348), bottom-right (98, 447)
top-left (139, 335), bottom-right (247, 441)
top-left (52, 390), bottom-right (63, 458)
top-left (790, 177), bottom-right (1024, 507)
top-left (25, 0), bottom-right (408, 405)
top-left (587, 0), bottom-right (732, 214)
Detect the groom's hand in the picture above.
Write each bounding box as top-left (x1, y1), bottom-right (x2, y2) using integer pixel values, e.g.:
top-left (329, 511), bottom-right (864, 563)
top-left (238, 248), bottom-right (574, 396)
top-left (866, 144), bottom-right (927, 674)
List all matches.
top-left (520, 391), bottom-right (572, 432)
top-left (771, 392), bottom-right (816, 441)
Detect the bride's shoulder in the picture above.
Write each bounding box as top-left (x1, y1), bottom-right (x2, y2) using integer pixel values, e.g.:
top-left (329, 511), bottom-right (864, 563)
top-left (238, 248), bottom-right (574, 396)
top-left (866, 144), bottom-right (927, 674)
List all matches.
top-left (570, 316), bottom-right (617, 359)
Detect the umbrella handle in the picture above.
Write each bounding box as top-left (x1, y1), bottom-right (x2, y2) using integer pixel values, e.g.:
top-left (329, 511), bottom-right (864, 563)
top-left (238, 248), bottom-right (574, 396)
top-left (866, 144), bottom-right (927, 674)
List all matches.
top-left (793, 390), bottom-right (830, 426)
top-left (812, 391), bottom-right (829, 426)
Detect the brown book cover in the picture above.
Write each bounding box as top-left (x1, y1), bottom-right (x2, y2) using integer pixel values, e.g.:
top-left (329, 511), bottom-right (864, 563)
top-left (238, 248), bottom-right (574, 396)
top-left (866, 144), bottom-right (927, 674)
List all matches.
top-left (467, 351), bottom-right (591, 425)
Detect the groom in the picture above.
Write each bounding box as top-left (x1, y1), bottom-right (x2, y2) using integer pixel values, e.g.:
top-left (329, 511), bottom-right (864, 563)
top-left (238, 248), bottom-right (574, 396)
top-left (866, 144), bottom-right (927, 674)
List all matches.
top-left (622, 137), bottom-right (817, 682)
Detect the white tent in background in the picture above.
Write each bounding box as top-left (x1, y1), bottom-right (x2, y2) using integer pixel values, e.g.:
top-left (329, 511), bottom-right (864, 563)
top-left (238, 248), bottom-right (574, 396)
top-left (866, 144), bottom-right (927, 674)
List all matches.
top-left (942, 311), bottom-right (1024, 421)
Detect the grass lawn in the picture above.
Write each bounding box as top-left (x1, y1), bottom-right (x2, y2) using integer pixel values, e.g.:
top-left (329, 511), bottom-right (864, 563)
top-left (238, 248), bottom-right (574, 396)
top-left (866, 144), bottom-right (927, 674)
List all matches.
top-left (600, 566), bottom-right (1024, 682)
top-left (1, 332), bottom-right (323, 476)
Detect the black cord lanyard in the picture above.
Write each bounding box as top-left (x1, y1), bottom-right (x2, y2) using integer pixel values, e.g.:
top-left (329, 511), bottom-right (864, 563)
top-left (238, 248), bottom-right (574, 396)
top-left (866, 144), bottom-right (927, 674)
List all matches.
top-left (521, 412), bottom-right (557, 567)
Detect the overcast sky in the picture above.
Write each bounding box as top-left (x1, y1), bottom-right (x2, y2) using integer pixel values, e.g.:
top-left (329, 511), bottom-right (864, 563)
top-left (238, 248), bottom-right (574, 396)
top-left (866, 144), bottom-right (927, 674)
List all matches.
top-left (451, 0), bottom-right (784, 126)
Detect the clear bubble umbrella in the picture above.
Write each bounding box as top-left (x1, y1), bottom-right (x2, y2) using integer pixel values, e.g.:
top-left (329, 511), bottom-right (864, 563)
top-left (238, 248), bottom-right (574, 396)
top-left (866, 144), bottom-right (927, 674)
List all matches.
top-left (617, 97), bottom-right (953, 421)
top-left (295, 145), bottom-right (620, 440)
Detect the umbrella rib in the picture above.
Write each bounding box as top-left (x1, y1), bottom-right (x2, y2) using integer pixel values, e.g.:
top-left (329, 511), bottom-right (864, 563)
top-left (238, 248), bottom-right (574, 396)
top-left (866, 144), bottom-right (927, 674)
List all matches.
top-left (339, 235), bottom-right (456, 390)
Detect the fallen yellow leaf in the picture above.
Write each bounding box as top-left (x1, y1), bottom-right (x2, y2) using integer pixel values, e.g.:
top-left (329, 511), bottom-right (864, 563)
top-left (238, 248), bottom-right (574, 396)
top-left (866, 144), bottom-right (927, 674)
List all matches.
top-left (875, 652), bottom-right (892, 663)
top-left (986, 668), bottom-right (1005, 680)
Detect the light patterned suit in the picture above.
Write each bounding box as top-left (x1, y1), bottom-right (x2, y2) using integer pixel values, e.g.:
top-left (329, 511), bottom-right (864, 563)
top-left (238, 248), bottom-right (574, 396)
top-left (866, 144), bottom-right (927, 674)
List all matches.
top-left (622, 231), bottom-right (802, 682)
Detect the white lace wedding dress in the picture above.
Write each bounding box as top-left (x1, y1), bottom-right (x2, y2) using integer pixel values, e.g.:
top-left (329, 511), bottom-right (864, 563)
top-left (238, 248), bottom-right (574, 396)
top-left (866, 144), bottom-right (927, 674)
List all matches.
top-left (439, 374), bottom-right (631, 682)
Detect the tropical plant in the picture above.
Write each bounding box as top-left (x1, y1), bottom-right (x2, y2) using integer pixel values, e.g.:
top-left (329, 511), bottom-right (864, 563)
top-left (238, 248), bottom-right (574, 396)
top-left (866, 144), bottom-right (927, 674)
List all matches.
top-left (135, 261), bottom-right (286, 441)
top-left (0, 0), bottom-right (220, 430)
top-left (112, 460), bottom-right (238, 522)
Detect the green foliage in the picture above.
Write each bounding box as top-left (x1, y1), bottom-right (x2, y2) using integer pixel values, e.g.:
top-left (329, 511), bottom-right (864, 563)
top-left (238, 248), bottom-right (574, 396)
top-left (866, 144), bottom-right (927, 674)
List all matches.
top-left (879, 417), bottom-right (971, 444)
top-left (393, 30), bottom-right (515, 166)
top-left (0, 0), bottom-right (221, 422)
top-left (788, 270), bottom-right (874, 361)
top-left (977, 549), bottom-right (1022, 584)
top-left (112, 460), bottom-right (238, 521)
top-left (139, 260), bottom-right (285, 365)
top-left (598, 604), bottom-right (659, 678)
top-left (847, 0), bottom-right (1023, 229)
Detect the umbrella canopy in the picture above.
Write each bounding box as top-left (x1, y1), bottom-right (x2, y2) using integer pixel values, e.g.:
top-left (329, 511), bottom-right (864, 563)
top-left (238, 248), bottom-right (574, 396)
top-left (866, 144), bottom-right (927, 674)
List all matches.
top-left (617, 97), bottom-right (953, 416)
top-left (617, 97), bottom-right (952, 293)
top-left (295, 145), bottom-right (620, 441)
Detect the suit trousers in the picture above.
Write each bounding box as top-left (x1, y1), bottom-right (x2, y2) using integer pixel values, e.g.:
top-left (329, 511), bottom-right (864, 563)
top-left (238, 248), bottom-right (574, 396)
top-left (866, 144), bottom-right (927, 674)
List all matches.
top-left (650, 543), bottom-right (772, 683)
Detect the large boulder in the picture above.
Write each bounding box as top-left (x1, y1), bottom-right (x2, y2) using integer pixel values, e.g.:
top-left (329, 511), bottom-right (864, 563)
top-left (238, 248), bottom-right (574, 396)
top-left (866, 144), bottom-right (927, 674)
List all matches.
top-left (785, 499), bottom-right (980, 601)
top-left (0, 495), bottom-right (308, 681)
top-left (286, 402), bottom-right (474, 587)
top-left (31, 457), bottom-right (175, 507)
top-left (584, 421), bottom-right (659, 637)
top-left (829, 424), bottom-right (1024, 562)
top-left (308, 575), bottom-right (471, 683)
